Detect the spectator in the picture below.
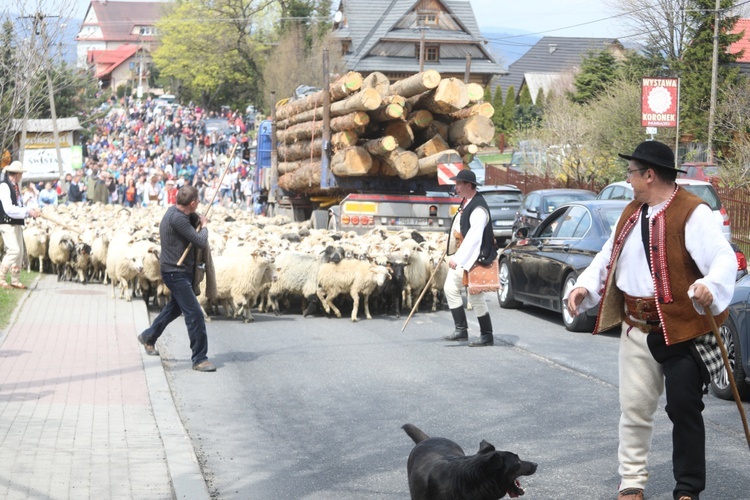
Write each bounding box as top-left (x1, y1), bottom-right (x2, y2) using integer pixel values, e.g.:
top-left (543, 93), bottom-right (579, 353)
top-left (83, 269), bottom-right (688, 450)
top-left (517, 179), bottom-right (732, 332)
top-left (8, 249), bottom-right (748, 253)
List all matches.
top-left (68, 170), bottom-right (87, 203)
top-left (38, 182), bottom-right (59, 207)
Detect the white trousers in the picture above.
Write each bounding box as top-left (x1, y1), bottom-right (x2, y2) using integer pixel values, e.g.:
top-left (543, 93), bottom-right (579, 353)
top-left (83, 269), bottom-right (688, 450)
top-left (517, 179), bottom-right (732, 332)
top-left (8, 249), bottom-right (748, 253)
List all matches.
top-left (0, 224), bottom-right (24, 270)
top-left (618, 326), bottom-right (664, 491)
top-left (443, 266), bottom-right (488, 317)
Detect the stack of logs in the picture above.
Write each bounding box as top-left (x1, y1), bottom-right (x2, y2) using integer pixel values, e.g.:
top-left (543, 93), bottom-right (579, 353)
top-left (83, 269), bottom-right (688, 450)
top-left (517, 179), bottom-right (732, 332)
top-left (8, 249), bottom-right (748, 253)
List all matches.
top-left (275, 70), bottom-right (495, 193)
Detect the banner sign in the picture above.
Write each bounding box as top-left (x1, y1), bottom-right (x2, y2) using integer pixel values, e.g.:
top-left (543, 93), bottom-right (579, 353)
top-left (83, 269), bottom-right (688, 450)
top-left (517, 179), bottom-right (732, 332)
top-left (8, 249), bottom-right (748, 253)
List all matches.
top-left (641, 77), bottom-right (679, 128)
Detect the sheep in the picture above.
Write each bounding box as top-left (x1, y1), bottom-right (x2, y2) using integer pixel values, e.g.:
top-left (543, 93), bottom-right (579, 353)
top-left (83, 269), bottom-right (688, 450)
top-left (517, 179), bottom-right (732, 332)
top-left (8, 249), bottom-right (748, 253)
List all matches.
top-left (68, 242), bottom-right (92, 284)
top-left (316, 259), bottom-right (392, 322)
top-left (23, 226), bottom-right (49, 273)
top-left (199, 251), bottom-right (276, 322)
top-left (394, 239), bottom-right (431, 311)
top-left (48, 230), bottom-right (76, 281)
top-left (106, 233), bottom-right (145, 301)
top-left (370, 255), bottom-right (408, 317)
top-left (89, 233), bottom-right (109, 283)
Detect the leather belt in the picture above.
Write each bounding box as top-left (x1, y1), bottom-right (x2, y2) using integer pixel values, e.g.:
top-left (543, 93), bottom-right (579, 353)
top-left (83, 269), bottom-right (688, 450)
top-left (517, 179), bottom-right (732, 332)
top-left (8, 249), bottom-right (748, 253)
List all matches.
top-left (623, 293), bottom-right (662, 334)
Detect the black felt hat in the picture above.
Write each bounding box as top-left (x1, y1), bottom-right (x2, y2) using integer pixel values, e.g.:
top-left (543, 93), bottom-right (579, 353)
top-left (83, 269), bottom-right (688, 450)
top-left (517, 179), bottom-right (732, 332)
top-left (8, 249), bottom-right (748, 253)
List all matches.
top-left (450, 169), bottom-right (480, 186)
top-left (618, 140), bottom-right (686, 173)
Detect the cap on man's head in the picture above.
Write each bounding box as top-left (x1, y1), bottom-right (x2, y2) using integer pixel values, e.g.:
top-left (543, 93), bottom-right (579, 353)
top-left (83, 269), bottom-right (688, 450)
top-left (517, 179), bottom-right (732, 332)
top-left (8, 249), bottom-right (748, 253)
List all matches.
top-left (449, 169), bottom-right (480, 186)
top-left (618, 140), bottom-right (686, 173)
top-left (4, 161), bottom-right (26, 174)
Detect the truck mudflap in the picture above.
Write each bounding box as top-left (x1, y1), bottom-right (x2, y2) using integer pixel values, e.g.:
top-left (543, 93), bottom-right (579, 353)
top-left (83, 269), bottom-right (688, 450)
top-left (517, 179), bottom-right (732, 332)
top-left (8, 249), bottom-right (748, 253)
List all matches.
top-left (335, 193), bottom-right (462, 233)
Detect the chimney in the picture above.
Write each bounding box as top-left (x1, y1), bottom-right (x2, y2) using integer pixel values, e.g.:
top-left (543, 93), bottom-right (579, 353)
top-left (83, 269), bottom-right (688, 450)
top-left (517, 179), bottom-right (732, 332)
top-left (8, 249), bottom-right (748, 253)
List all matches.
top-left (549, 44), bottom-right (557, 54)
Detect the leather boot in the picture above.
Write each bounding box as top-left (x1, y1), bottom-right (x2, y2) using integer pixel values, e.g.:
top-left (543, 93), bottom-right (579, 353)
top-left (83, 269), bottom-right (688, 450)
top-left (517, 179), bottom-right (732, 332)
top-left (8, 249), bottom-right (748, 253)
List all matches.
top-left (469, 313), bottom-right (494, 347)
top-left (443, 307), bottom-right (468, 341)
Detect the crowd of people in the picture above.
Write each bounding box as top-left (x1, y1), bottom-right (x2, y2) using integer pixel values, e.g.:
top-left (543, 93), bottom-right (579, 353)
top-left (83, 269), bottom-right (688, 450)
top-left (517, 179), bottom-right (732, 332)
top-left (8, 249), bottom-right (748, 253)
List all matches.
top-left (15, 96), bottom-right (266, 214)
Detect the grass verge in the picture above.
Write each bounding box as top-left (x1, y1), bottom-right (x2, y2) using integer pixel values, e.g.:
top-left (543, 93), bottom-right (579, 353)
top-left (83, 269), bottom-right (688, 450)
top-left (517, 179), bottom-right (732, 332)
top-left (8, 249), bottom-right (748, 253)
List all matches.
top-left (0, 271), bottom-right (38, 332)
top-left (478, 152), bottom-right (511, 165)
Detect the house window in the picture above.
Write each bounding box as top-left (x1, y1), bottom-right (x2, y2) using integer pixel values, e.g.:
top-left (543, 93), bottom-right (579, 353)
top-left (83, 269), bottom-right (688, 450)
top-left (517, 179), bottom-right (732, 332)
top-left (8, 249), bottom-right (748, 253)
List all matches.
top-left (341, 41), bottom-right (350, 55)
top-left (417, 11), bottom-right (438, 26)
top-left (138, 26), bottom-right (156, 36)
top-left (416, 44), bottom-right (439, 62)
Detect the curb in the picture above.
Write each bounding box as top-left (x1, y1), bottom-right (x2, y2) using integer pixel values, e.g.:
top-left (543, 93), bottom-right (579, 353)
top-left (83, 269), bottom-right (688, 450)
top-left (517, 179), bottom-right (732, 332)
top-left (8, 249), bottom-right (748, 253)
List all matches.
top-left (134, 300), bottom-right (211, 500)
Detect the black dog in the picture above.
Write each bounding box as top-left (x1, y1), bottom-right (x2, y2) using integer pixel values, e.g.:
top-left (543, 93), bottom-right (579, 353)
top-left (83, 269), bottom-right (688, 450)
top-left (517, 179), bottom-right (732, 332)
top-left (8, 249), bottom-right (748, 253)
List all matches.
top-left (403, 424), bottom-right (537, 500)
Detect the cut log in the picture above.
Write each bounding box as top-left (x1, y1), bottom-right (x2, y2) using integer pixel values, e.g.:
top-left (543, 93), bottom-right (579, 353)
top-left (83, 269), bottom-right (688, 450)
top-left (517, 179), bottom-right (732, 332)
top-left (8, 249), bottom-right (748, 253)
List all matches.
top-left (406, 109), bottom-right (433, 130)
top-left (331, 111), bottom-right (371, 131)
top-left (277, 88), bottom-right (382, 128)
top-left (368, 103), bottom-right (404, 122)
top-left (331, 146), bottom-right (373, 177)
top-left (447, 102), bottom-right (495, 120)
top-left (278, 162), bottom-right (322, 193)
top-left (275, 71), bottom-right (363, 121)
top-left (383, 95), bottom-right (406, 107)
top-left (276, 112), bottom-right (369, 143)
top-left (362, 72), bottom-right (390, 98)
top-left (362, 136), bottom-right (398, 156)
top-left (415, 134), bottom-right (450, 158)
top-left (407, 78), bottom-right (469, 115)
top-left (417, 149), bottom-right (460, 177)
top-left (375, 148), bottom-right (419, 180)
top-left (448, 115), bottom-right (495, 146)
top-left (466, 83), bottom-right (485, 103)
top-left (455, 144), bottom-right (478, 156)
top-left (278, 158), bottom-right (316, 175)
top-left (384, 121), bottom-right (414, 149)
top-left (388, 70), bottom-right (441, 98)
top-left (278, 138), bottom-right (323, 162)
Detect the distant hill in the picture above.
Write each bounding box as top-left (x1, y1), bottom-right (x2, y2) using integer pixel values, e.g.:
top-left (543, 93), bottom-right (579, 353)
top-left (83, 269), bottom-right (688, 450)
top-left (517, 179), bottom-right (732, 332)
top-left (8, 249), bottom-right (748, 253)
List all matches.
top-left (481, 28), bottom-right (541, 68)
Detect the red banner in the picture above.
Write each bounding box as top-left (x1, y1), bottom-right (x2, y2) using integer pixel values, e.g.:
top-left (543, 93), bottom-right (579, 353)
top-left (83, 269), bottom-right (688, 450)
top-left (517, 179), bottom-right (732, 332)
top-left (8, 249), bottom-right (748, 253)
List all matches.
top-left (641, 77), bottom-right (679, 128)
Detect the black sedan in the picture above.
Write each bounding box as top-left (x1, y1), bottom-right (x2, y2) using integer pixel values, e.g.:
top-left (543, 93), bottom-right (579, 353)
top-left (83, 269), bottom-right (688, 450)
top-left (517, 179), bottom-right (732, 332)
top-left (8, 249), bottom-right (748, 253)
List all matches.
top-left (477, 184), bottom-right (523, 246)
top-left (711, 273), bottom-right (750, 401)
top-left (498, 199), bottom-right (629, 332)
top-left (512, 188), bottom-right (596, 238)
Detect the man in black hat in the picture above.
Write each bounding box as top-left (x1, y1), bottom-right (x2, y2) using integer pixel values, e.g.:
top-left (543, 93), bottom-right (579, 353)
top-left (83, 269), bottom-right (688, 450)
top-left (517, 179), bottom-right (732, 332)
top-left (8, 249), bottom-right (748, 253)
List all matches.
top-left (0, 161), bottom-right (40, 289)
top-left (566, 140), bottom-right (736, 500)
top-left (443, 168), bottom-right (497, 347)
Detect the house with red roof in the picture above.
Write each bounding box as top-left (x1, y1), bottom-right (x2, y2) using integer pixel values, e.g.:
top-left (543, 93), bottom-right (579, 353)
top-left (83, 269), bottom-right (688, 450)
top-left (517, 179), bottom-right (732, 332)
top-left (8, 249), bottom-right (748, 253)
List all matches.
top-left (729, 18), bottom-right (750, 74)
top-left (75, 1), bottom-right (169, 91)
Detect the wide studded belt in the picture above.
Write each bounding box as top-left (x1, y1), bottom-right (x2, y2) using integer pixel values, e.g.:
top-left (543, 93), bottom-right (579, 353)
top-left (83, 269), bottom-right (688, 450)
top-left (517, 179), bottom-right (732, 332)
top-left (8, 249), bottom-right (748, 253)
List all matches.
top-left (623, 293), bottom-right (662, 334)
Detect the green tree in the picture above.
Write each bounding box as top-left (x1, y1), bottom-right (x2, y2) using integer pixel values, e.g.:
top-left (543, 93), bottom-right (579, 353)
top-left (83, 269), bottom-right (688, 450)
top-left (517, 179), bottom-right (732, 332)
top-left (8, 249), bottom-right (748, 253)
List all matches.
top-left (535, 88), bottom-right (545, 108)
top-left (569, 49), bottom-right (619, 104)
top-left (678, 0), bottom-right (742, 142)
top-left (491, 86), bottom-right (503, 131)
top-left (514, 86), bottom-right (541, 130)
top-left (502, 86), bottom-right (516, 135)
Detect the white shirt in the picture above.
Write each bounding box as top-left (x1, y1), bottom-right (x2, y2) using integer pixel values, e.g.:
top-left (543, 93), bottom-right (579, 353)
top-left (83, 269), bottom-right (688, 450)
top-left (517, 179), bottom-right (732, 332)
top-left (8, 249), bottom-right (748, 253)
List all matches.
top-left (0, 182), bottom-right (29, 220)
top-left (451, 196), bottom-right (489, 270)
top-left (569, 202), bottom-right (737, 317)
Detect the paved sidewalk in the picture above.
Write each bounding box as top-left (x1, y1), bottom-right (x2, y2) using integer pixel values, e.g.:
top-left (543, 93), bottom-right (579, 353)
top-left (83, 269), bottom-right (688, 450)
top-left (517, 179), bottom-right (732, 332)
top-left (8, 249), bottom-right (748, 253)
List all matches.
top-left (0, 275), bottom-right (209, 499)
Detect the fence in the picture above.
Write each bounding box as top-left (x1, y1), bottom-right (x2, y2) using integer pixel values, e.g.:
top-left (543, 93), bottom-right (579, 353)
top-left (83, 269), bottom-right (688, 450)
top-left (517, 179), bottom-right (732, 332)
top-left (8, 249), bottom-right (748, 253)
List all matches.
top-left (717, 186), bottom-right (750, 256)
top-left (486, 165), bottom-right (750, 255)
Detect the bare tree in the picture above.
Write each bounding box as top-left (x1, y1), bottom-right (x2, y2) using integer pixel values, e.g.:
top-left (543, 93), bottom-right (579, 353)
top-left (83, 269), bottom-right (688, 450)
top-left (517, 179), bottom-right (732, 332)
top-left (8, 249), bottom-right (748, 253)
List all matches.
top-left (604, 0), bottom-right (693, 62)
top-left (0, 0), bottom-right (77, 161)
top-left (715, 81), bottom-right (750, 187)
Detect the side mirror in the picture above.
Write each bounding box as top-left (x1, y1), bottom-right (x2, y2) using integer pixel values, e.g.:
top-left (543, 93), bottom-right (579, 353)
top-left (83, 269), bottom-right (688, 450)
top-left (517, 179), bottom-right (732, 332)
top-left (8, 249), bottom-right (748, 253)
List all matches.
top-left (515, 227), bottom-right (529, 239)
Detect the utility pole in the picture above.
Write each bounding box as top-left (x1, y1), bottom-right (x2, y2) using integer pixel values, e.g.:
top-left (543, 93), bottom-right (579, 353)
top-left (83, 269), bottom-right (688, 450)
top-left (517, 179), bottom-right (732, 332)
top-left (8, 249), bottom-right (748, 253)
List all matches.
top-left (707, 0), bottom-right (721, 162)
top-left (418, 25), bottom-right (426, 72)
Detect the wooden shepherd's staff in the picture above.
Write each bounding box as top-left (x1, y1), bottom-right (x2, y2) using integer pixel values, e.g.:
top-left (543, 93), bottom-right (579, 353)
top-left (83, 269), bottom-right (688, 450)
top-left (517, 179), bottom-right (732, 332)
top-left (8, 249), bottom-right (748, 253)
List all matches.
top-left (401, 247), bottom-right (448, 332)
top-left (176, 142), bottom-right (239, 266)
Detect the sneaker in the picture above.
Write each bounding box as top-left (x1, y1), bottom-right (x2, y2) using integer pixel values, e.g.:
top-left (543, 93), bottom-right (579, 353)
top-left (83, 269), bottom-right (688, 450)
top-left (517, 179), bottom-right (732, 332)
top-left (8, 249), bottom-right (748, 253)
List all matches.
top-left (618, 488), bottom-right (644, 500)
top-left (137, 333), bottom-right (159, 356)
top-left (192, 360), bottom-right (216, 372)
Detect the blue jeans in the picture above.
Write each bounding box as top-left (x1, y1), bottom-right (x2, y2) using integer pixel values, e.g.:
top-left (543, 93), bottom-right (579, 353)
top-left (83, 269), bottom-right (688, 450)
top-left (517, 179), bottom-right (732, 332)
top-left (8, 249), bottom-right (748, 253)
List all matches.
top-left (140, 271), bottom-right (208, 365)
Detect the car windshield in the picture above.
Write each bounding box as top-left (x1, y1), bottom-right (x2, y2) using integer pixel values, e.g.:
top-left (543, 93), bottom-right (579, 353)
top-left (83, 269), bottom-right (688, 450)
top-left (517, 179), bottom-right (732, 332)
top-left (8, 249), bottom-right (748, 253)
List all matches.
top-left (600, 206), bottom-right (626, 235)
top-left (483, 192), bottom-right (523, 204)
top-left (680, 184), bottom-right (721, 210)
top-left (542, 193), bottom-right (593, 214)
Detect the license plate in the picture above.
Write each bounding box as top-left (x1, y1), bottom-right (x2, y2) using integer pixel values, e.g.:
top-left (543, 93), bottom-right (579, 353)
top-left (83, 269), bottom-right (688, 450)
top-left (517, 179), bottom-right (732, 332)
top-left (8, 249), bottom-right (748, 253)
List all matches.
top-left (494, 220), bottom-right (513, 227)
top-left (398, 218), bottom-right (430, 226)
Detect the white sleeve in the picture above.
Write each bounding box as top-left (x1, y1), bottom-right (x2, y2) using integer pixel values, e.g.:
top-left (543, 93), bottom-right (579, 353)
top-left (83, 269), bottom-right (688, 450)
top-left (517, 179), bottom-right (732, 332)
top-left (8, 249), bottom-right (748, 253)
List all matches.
top-left (453, 207), bottom-right (489, 269)
top-left (0, 183), bottom-right (29, 219)
top-left (685, 204), bottom-right (737, 315)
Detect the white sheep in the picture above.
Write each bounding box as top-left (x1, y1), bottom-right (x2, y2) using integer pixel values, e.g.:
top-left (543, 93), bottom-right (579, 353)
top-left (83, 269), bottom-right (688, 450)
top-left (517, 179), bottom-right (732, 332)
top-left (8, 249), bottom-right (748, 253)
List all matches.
top-left (106, 233), bottom-right (145, 301)
top-left (266, 252), bottom-right (321, 316)
top-left (48, 229), bottom-right (76, 281)
top-left (316, 259), bottom-right (391, 322)
top-left (394, 238), bottom-right (431, 311)
top-left (23, 226), bottom-right (49, 273)
top-left (89, 233), bottom-right (109, 283)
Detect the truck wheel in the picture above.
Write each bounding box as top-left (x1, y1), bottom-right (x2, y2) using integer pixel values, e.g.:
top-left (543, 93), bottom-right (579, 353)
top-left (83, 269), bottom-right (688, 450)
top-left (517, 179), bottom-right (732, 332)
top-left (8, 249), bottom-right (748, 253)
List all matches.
top-left (311, 210), bottom-right (328, 230)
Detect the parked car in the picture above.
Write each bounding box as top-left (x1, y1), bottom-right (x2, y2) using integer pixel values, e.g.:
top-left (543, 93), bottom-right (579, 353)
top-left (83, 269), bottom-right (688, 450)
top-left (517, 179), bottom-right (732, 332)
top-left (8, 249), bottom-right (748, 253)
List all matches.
top-left (597, 179), bottom-right (732, 241)
top-left (203, 118), bottom-right (234, 136)
top-left (498, 199), bottom-right (630, 331)
top-left (467, 157), bottom-right (486, 185)
top-left (710, 273), bottom-right (750, 401)
top-left (512, 188), bottom-right (596, 238)
top-left (476, 184), bottom-right (524, 246)
top-left (679, 162), bottom-right (719, 183)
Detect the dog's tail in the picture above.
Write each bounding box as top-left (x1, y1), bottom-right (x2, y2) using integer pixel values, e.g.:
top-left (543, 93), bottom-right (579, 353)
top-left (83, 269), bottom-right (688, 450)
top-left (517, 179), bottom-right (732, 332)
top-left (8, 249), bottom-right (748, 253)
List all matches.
top-left (402, 423), bottom-right (430, 444)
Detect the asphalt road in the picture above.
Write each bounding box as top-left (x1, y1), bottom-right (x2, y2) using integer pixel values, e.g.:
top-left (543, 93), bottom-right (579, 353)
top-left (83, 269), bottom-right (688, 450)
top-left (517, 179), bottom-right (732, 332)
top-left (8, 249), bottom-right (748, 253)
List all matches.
top-left (151, 297), bottom-right (750, 500)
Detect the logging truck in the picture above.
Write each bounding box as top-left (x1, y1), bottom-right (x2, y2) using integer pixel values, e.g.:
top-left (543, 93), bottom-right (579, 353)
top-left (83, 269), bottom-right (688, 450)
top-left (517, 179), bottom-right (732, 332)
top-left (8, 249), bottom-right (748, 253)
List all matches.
top-left (254, 70), bottom-right (496, 233)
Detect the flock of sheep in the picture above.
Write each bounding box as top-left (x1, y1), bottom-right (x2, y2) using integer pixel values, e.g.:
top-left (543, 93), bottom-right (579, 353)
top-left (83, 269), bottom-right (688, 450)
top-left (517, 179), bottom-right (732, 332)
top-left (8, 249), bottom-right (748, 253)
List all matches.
top-left (6, 203), bottom-right (452, 322)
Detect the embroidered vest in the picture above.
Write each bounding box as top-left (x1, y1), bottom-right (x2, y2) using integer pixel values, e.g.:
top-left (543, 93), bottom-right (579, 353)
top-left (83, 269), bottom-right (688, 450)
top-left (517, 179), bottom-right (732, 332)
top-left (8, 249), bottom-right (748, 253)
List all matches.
top-left (594, 187), bottom-right (728, 345)
top-left (0, 179), bottom-right (24, 226)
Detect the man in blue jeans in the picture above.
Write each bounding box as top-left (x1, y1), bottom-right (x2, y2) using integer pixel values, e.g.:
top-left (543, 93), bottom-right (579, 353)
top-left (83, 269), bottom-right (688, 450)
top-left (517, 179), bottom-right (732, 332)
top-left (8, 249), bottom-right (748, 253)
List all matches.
top-left (138, 185), bottom-right (216, 372)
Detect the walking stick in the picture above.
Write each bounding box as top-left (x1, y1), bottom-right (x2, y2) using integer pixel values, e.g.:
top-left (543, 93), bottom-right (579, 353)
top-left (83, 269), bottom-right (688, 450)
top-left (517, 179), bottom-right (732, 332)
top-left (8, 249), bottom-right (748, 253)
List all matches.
top-left (401, 248), bottom-right (448, 332)
top-left (39, 212), bottom-right (81, 236)
top-left (704, 308), bottom-right (750, 450)
top-left (176, 142), bottom-right (239, 266)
